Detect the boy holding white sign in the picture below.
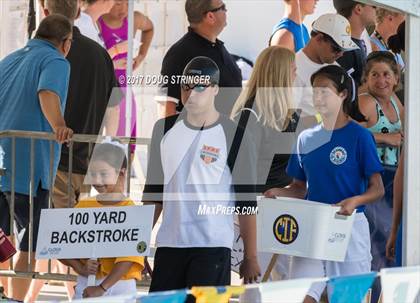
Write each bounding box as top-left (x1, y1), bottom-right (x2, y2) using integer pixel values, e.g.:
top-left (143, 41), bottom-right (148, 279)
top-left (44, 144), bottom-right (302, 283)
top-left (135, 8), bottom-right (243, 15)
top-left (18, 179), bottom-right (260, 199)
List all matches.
top-left (60, 142), bottom-right (144, 299)
top-left (143, 56), bottom-right (260, 292)
top-left (265, 65), bottom-right (384, 303)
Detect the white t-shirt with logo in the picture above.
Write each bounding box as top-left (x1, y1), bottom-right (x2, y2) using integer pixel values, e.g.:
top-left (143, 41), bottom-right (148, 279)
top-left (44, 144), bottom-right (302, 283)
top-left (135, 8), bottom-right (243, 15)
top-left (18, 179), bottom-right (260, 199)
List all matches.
top-left (143, 114), bottom-right (256, 249)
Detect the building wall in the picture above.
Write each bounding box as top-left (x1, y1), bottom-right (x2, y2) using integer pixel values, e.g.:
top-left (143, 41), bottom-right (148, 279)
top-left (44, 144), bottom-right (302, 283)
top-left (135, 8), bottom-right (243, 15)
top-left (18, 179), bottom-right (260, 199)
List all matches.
top-left (0, 0), bottom-right (28, 60)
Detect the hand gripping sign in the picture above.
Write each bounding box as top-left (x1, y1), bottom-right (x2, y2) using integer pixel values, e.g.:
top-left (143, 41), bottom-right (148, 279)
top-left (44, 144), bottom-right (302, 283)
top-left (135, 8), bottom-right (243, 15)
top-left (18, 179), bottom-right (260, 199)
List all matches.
top-left (35, 205), bottom-right (155, 260)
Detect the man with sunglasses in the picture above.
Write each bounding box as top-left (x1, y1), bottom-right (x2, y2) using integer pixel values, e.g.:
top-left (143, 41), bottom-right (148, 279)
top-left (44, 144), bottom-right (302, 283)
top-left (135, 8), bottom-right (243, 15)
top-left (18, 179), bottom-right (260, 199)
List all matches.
top-left (144, 56), bottom-right (260, 293)
top-left (155, 0), bottom-right (242, 118)
top-left (294, 13), bottom-right (359, 126)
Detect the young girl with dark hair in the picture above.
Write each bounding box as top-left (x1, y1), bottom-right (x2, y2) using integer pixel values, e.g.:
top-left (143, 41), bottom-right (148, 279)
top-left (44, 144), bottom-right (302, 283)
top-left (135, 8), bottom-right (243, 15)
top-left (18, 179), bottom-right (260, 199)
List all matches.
top-left (265, 65), bottom-right (384, 303)
top-left (60, 141), bottom-right (144, 299)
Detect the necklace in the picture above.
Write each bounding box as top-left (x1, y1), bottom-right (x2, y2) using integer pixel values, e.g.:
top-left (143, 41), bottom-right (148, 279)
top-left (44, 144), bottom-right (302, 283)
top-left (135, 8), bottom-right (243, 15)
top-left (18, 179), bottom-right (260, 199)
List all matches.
top-left (373, 30), bottom-right (388, 48)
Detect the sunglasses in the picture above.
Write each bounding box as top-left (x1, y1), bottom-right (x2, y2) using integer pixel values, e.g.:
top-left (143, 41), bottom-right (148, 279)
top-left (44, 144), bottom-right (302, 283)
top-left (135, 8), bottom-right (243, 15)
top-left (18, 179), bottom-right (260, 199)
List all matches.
top-left (367, 51), bottom-right (397, 63)
top-left (206, 3), bottom-right (227, 14)
top-left (323, 34), bottom-right (343, 54)
top-left (181, 83), bottom-right (213, 93)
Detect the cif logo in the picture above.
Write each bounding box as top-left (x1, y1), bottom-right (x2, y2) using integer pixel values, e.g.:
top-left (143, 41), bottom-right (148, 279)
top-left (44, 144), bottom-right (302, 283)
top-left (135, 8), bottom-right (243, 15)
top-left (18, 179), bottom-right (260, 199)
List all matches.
top-left (273, 214), bottom-right (299, 244)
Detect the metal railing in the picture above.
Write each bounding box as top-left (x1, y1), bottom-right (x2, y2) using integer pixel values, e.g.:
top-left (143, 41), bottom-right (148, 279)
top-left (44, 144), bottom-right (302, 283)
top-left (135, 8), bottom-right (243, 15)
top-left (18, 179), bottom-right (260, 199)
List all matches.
top-left (0, 130), bottom-right (402, 286)
top-left (0, 130), bottom-right (151, 286)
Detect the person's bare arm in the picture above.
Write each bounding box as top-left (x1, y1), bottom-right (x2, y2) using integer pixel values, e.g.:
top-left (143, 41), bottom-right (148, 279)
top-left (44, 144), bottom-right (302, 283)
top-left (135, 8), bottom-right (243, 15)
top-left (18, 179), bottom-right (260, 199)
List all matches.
top-left (82, 261), bottom-right (133, 298)
top-left (238, 214), bottom-right (261, 284)
top-left (143, 202), bottom-right (162, 228)
top-left (157, 101), bottom-right (177, 118)
top-left (264, 179), bottom-right (307, 199)
top-left (391, 154), bottom-right (404, 233)
top-left (393, 93), bottom-right (404, 125)
top-left (103, 105), bottom-right (120, 136)
top-left (357, 94), bottom-right (376, 128)
top-left (386, 153), bottom-right (404, 260)
top-left (270, 29), bottom-right (295, 51)
top-left (38, 90), bottom-right (73, 143)
top-left (336, 173), bottom-right (384, 215)
top-left (59, 259), bottom-right (98, 277)
top-left (373, 132), bottom-right (403, 147)
top-left (108, 41), bottom-right (128, 59)
top-left (133, 11), bottom-right (154, 70)
top-left (0, 229), bottom-right (5, 245)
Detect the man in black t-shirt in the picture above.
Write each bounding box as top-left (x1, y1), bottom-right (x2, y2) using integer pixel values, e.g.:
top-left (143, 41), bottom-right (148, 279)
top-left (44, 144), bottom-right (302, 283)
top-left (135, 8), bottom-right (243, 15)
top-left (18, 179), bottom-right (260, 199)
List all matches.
top-left (42, 0), bottom-right (121, 209)
top-left (155, 0), bottom-right (242, 118)
top-left (333, 0), bottom-right (377, 86)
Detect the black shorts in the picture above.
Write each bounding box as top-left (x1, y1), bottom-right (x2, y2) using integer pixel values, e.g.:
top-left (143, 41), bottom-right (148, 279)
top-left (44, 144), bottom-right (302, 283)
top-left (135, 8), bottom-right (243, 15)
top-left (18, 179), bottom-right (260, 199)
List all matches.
top-left (0, 186), bottom-right (49, 252)
top-left (150, 247), bottom-right (231, 293)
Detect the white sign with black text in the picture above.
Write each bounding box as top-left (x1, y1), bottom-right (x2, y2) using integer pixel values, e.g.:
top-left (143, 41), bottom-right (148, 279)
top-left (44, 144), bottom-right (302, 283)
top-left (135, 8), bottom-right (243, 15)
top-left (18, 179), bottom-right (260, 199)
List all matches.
top-left (35, 205), bottom-right (155, 259)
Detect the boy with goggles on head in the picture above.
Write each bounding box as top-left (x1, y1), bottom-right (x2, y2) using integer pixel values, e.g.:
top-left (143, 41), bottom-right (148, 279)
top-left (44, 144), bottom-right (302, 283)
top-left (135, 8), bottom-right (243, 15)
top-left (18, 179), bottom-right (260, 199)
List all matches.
top-left (143, 56), bottom-right (260, 293)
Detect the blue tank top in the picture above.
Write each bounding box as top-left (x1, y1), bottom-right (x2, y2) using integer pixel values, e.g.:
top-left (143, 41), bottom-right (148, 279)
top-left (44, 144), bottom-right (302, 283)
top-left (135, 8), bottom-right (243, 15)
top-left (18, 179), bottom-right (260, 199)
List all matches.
top-left (270, 18), bottom-right (309, 52)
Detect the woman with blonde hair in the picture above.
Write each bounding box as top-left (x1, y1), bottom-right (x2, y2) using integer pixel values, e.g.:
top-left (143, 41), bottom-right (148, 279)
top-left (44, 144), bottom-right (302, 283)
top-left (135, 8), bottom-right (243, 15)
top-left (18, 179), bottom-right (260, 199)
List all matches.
top-left (233, 47), bottom-right (299, 296)
top-left (231, 46), bottom-right (300, 193)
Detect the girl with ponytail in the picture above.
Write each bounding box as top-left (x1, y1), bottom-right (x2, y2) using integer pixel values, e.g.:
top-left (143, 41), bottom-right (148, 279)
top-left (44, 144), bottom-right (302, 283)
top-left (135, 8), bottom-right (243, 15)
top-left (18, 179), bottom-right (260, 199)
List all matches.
top-left (265, 65), bottom-right (384, 303)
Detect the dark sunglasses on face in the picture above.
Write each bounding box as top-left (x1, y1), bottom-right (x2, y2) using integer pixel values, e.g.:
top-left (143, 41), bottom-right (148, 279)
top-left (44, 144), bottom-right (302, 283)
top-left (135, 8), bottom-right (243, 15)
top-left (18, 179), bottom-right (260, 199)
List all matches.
top-left (323, 34), bottom-right (343, 54)
top-left (181, 83), bottom-right (214, 93)
top-left (330, 42), bottom-right (343, 54)
top-left (206, 3), bottom-right (227, 14)
top-left (367, 51), bottom-right (397, 64)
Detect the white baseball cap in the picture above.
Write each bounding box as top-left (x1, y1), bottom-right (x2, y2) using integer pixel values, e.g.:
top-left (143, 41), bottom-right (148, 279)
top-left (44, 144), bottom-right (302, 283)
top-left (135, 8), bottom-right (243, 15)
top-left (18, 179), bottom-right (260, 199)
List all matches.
top-left (312, 13), bottom-right (359, 51)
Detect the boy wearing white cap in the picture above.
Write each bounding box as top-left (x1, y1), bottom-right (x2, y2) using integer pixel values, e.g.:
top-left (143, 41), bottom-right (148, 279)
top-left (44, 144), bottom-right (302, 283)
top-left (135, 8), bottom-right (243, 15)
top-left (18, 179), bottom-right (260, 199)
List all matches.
top-left (294, 13), bottom-right (359, 126)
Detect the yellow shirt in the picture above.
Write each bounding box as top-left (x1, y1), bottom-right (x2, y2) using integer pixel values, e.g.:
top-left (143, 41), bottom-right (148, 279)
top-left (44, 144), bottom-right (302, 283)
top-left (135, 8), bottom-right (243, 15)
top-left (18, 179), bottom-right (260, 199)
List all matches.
top-left (191, 286), bottom-right (245, 303)
top-left (75, 197), bottom-right (145, 280)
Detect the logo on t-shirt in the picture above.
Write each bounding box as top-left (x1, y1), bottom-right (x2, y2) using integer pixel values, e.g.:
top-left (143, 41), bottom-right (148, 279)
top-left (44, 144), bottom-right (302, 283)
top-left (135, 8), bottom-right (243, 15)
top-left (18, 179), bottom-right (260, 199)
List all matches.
top-left (330, 146), bottom-right (347, 165)
top-left (200, 145), bottom-right (220, 164)
top-left (273, 214), bottom-right (299, 245)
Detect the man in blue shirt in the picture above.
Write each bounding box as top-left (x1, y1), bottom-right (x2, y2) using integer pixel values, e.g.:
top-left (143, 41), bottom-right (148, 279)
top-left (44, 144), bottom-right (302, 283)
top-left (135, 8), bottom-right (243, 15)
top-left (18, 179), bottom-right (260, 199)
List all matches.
top-left (0, 14), bottom-right (73, 301)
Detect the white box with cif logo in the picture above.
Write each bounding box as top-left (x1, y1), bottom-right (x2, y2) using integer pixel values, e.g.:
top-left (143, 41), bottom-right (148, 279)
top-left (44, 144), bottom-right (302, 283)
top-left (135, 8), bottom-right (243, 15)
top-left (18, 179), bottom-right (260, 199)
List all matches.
top-left (257, 197), bottom-right (355, 262)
